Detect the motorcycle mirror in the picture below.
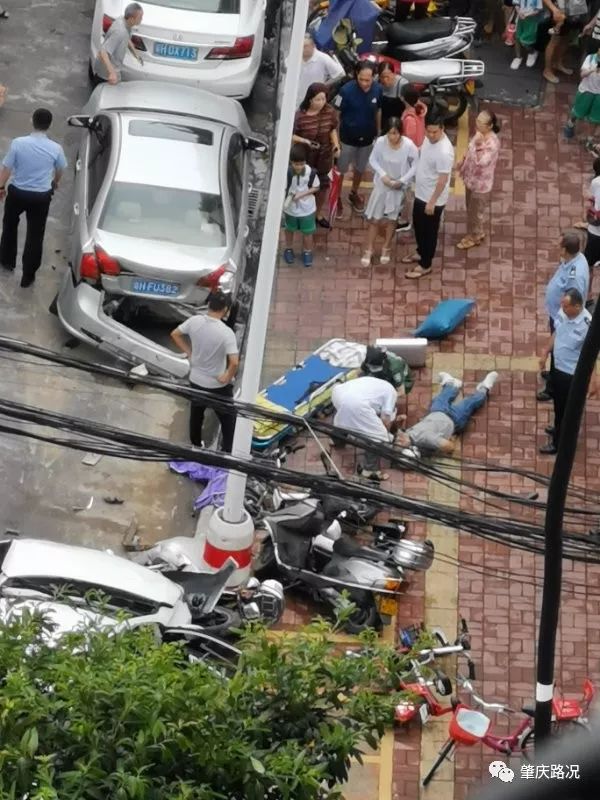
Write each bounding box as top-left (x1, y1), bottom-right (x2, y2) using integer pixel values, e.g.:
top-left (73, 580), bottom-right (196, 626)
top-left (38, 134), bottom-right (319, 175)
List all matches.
top-left (244, 577), bottom-right (260, 591)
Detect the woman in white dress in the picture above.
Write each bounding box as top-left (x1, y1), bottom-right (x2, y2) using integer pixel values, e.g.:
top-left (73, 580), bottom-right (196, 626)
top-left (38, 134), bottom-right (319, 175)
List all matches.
top-left (361, 118), bottom-right (419, 267)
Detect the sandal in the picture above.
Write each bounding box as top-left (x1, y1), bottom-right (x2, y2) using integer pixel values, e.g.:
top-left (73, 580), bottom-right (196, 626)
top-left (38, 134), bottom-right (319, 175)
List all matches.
top-left (380, 247), bottom-right (392, 265)
top-left (401, 252), bottom-right (420, 264)
top-left (360, 249), bottom-right (373, 267)
top-left (405, 266), bottom-right (432, 279)
top-left (358, 468), bottom-right (389, 482)
top-left (457, 236), bottom-right (476, 250)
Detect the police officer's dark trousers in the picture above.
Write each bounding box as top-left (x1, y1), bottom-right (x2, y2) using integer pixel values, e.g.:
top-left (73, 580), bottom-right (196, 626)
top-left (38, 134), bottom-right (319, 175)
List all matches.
top-left (549, 367), bottom-right (573, 448)
top-left (189, 383), bottom-right (236, 453)
top-left (0, 185), bottom-right (52, 282)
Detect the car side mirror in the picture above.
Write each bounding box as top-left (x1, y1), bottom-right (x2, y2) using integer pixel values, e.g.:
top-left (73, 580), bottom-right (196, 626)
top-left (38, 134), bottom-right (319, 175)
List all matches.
top-left (67, 114), bottom-right (94, 129)
top-left (245, 137), bottom-right (269, 155)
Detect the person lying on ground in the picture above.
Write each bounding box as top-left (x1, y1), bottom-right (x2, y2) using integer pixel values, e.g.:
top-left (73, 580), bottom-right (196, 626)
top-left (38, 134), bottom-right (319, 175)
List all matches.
top-left (396, 371), bottom-right (499, 458)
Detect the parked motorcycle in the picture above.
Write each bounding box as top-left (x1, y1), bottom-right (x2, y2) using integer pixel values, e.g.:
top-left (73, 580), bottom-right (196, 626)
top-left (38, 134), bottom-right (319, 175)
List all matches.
top-left (254, 500), bottom-right (434, 633)
top-left (134, 553), bottom-right (286, 634)
top-left (331, 17), bottom-right (483, 124)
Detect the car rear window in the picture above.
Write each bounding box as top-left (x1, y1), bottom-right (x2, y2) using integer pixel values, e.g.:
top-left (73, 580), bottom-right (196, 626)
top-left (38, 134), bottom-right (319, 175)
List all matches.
top-left (99, 182), bottom-right (226, 248)
top-left (144, 0), bottom-right (240, 12)
top-left (128, 121), bottom-right (214, 146)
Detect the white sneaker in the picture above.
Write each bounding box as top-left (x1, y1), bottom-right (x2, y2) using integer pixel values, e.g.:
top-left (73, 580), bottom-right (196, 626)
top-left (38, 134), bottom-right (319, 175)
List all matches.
top-left (437, 371), bottom-right (463, 390)
top-left (476, 371), bottom-right (499, 394)
top-left (510, 57), bottom-right (523, 70)
top-left (526, 52), bottom-right (538, 68)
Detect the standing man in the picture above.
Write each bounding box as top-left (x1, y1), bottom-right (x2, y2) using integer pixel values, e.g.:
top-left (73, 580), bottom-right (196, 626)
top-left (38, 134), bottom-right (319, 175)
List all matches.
top-left (538, 231), bottom-right (589, 401)
top-left (93, 2), bottom-right (144, 85)
top-left (538, 289), bottom-right (597, 455)
top-left (0, 108), bottom-right (67, 288)
top-left (334, 62), bottom-right (382, 215)
top-left (296, 33), bottom-right (344, 108)
top-left (170, 292), bottom-right (239, 452)
top-left (402, 113), bottom-right (455, 279)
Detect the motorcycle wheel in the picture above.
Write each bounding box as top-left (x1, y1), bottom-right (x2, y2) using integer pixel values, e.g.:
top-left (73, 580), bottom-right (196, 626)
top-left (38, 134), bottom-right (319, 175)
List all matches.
top-left (192, 606), bottom-right (242, 637)
top-left (252, 538), bottom-right (277, 578)
top-left (432, 91), bottom-right (468, 126)
top-left (433, 668), bottom-right (453, 697)
top-left (343, 602), bottom-right (380, 634)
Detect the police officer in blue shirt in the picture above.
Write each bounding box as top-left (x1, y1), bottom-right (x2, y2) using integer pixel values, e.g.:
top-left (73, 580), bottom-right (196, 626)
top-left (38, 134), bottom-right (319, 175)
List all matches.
top-left (0, 108), bottom-right (67, 288)
top-left (538, 288), bottom-right (597, 454)
top-left (538, 231), bottom-right (590, 402)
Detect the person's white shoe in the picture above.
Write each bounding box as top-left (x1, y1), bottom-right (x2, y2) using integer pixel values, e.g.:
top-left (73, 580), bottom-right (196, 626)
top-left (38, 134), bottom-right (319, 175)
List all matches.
top-left (526, 52), bottom-right (538, 68)
top-left (510, 57), bottom-right (523, 70)
top-left (476, 371), bottom-right (499, 394)
top-left (437, 371), bottom-right (463, 390)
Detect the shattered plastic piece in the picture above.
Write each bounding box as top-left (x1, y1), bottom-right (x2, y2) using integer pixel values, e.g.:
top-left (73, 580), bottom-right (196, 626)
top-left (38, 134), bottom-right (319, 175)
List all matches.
top-left (81, 452), bottom-right (102, 466)
top-left (73, 497), bottom-right (94, 512)
top-left (129, 363), bottom-right (149, 377)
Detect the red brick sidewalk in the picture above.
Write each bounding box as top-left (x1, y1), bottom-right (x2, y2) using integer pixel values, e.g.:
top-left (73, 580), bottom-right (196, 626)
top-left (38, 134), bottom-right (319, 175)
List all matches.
top-left (265, 80), bottom-right (600, 799)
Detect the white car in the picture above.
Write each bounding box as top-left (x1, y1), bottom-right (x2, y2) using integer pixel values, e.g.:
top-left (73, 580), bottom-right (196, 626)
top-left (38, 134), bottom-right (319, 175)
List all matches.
top-left (0, 537), bottom-right (192, 628)
top-left (90, 0), bottom-right (266, 99)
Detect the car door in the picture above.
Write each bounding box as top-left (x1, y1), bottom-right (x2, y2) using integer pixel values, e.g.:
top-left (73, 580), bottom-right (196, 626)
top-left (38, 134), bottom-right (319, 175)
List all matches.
top-left (225, 131), bottom-right (248, 275)
top-left (72, 114), bottom-right (114, 280)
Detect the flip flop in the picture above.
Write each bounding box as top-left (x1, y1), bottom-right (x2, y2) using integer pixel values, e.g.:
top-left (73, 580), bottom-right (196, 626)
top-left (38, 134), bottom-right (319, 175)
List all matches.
top-left (457, 237), bottom-right (476, 250)
top-left (401, 252), bottom-right (420, 264)
top-left (358, 469), bottom-right (389, 482)
top-left (405, 266), bottom-right (432, 279)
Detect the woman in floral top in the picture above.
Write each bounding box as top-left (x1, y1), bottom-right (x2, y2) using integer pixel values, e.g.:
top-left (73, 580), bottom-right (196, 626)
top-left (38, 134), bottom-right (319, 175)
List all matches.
top-left (456, 110), bottom-right (501, 250)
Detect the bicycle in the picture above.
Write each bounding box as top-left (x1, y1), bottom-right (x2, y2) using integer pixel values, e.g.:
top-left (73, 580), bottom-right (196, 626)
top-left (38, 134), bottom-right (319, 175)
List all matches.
top-left (421, 678), bottom-right (596, 786)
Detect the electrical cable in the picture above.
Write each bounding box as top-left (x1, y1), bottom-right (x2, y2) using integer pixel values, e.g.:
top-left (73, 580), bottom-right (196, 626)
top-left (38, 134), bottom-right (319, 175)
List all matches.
top-left (2, 393), bottom-right (600, 564)
top-left (1, 335), bottom-right (600, 523)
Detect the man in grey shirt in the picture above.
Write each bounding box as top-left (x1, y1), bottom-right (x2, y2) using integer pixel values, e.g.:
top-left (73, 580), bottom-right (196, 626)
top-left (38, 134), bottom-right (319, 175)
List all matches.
top-left (94, 2), bottom-right (144, 84)
top-left (171, 292), bottom-right (239, 452)
top-left (397, 371), bottom-right (498, 457)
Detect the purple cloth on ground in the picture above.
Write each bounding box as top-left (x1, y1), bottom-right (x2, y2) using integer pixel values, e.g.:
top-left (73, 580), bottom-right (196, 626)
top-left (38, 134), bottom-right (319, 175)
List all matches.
top-left (169, 461), bottom-right (228, 511)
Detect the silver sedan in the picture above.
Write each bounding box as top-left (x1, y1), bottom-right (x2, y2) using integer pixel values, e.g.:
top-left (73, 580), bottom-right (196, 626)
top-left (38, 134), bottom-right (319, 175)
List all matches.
top-left (57, 81), bottom-right (266, 378)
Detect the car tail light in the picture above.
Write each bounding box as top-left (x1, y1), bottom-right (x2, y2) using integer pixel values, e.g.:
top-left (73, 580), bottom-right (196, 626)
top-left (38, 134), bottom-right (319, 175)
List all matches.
top-left (79, 247), bottom-right (121, 282)
top-left (80, 253), bottom-right (100, 281)
top-left (197, 264), bottom-right (227, 290)
top-left (96, 247), bottom-right (121, 276)
top-left (207, 36), bottom-right (254, 61)
top-left (131, 34), bottom-right (147, 52)
top-left (102, 14), bottom-right (115, 33)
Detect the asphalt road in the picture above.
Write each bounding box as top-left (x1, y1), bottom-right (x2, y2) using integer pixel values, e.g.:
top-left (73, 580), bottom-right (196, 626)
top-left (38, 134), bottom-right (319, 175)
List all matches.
top-left (0, 0), bottom-right (277, 550)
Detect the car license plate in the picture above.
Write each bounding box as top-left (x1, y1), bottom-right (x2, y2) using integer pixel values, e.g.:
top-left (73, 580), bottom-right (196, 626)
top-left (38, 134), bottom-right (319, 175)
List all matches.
top-left (131, 279), bottom-right (180, 297)
top-left (465, 79), bottom-right (475, 95)
top-left (153, 42), bottom-right (198, 61)
top-left (376, 594), bottom-right (398, 616)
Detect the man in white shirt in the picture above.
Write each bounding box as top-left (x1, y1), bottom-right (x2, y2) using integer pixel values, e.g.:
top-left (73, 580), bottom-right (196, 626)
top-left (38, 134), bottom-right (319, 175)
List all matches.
top-left (296, 33), bottom-right (344, 107)
top-left (402, 112), bottom-right (455, 279)
top-left (170, 292), bottom-right (239, 452)
top-left (332, 376), bottom-right (398, 481)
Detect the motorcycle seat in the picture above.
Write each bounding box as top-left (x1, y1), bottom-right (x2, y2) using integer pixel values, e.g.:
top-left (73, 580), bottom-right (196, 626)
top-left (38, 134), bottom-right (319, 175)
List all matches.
top-left (385, 19), bottom-right (455, 46)
top-left (332, 535), bottom-right (387, 563)
top-left (521, 704), bottom-right (535, 718)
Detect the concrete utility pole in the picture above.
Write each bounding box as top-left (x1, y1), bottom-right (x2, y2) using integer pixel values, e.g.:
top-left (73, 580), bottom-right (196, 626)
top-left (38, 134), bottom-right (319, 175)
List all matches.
top-left (203, 0), bottom-right (309, 581)
top-left (535, 302), bottom-right (600, 741)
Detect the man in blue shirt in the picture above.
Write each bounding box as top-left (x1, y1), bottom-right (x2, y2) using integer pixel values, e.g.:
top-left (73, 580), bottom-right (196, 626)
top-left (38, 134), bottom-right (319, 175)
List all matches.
top-left (0, 108), bottom-right (67, 287)
top-left (538, 288), bottom-right (597, 454)
top-left (333, 62), bottom-right (382, 214)
top-left (538, 231), bottom-right (589, 401)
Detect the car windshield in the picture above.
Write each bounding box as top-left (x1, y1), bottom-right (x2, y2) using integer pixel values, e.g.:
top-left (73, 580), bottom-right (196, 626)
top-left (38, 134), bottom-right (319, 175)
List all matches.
top-left (144, 0), bottom-right (240, 12)
top-left (99, 182), bottom-right (226, 248)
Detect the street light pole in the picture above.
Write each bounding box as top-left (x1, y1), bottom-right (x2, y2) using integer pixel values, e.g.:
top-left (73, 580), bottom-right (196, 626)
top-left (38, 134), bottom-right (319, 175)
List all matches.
top-left (222, 0), bottom-right (309, 525)
top-left (534, 301), bottom-right (600, 742)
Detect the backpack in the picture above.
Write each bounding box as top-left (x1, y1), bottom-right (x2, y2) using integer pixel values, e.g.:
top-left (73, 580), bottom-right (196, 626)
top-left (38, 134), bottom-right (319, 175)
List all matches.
top-left (286, 165), bottom-right (318, 194)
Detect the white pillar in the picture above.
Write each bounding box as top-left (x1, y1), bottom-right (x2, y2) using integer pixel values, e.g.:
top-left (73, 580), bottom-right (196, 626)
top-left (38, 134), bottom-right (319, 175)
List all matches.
top-left (222, 0), bottom-right (309, 525)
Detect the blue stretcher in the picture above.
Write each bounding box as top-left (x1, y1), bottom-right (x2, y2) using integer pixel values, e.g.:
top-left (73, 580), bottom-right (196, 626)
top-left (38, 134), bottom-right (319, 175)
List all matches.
top-left (251, 339), bottom-right (366, 451)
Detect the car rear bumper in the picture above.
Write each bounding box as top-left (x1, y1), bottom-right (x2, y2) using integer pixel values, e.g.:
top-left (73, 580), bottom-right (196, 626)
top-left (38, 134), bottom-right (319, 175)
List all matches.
top-left (119, 55), bottom-right (260, 99)
top-left (57, 271), bottom-right (191, 379)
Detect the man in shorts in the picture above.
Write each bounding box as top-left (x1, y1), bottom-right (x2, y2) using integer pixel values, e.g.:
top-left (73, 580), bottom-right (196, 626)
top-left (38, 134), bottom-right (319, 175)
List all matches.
top-left (282, 144), bottom-right (320, 268)
top-left (333, 61), bottom-right (382, 215)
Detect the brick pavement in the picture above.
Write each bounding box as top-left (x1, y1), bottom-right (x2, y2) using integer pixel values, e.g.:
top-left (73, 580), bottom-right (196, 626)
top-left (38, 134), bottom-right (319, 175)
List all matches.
top-left (265, 78), bottom-right (600, 799)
